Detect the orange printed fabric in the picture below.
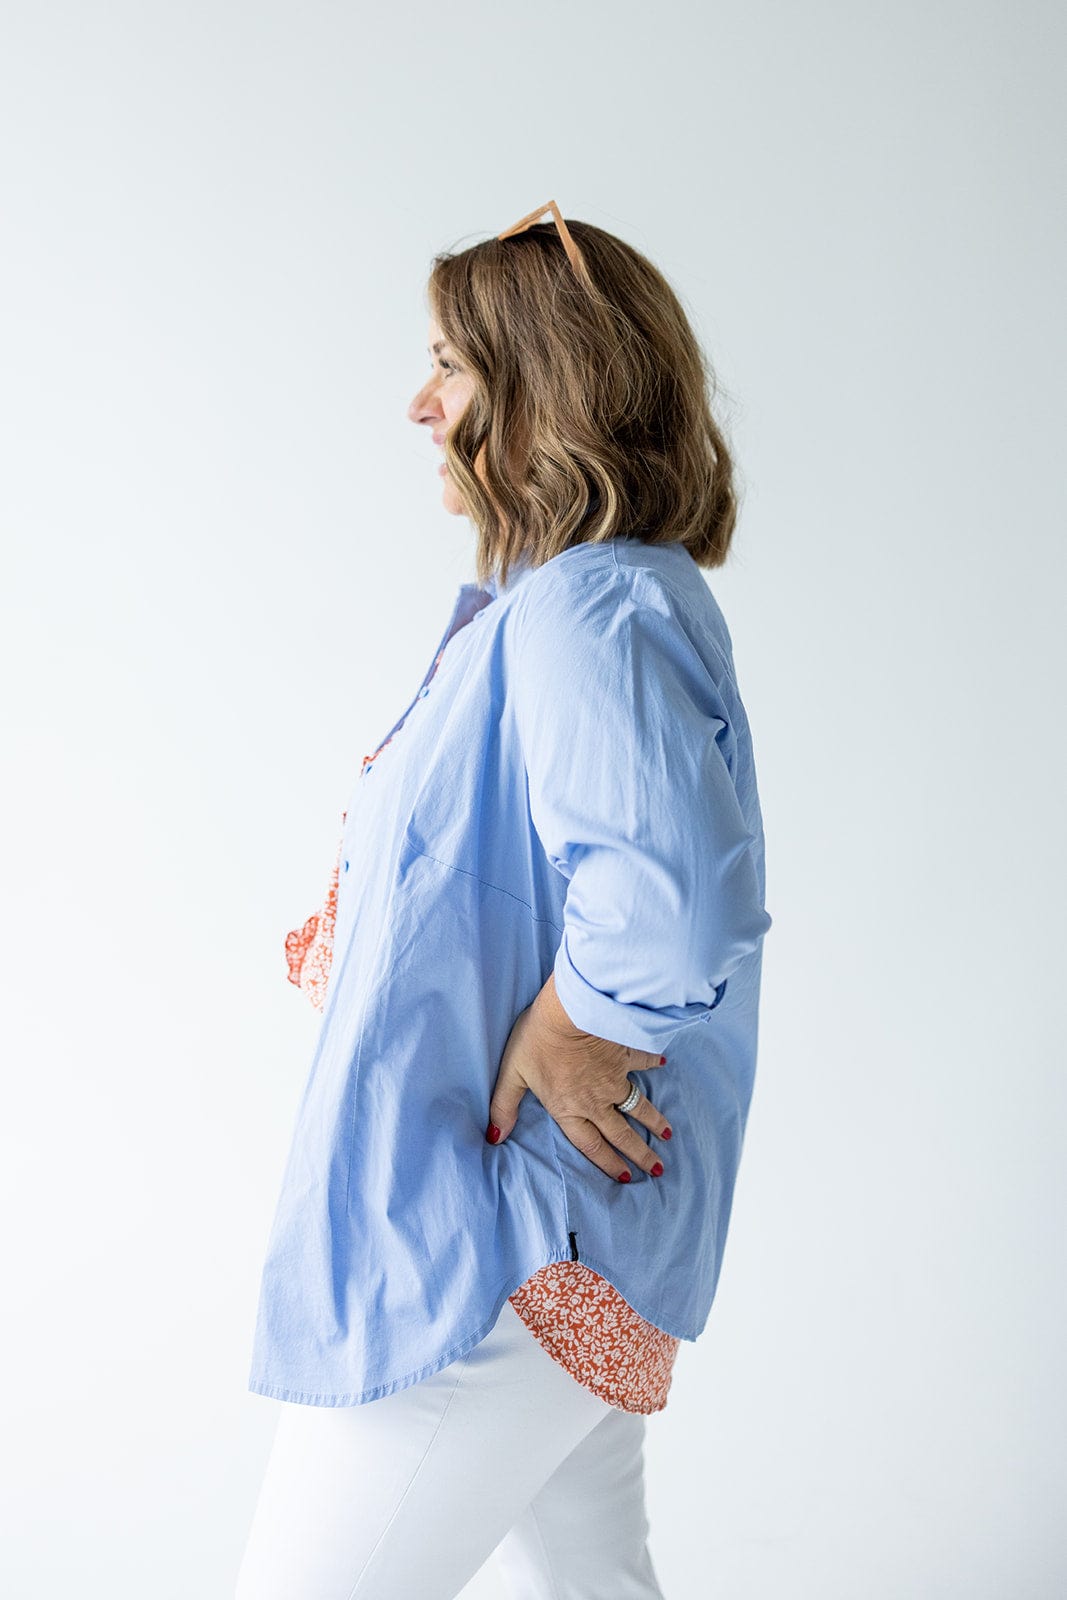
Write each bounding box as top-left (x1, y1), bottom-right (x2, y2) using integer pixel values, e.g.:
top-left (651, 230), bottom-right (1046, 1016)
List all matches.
top-left (284, 821), bottom-right (344, 1014)
top-left (284, 816), bottom-right (680, 1414)
top-left (508, 1260), bottom-right (678, 1414)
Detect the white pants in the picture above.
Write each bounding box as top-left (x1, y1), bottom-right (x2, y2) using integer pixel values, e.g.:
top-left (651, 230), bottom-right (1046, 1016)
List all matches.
top-left (235, 1296), bottom-right (666, 1599)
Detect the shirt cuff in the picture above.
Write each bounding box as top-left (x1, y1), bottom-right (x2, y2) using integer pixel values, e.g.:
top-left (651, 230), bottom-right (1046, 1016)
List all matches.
top-left (551, 929), bottom-right (727, 1055)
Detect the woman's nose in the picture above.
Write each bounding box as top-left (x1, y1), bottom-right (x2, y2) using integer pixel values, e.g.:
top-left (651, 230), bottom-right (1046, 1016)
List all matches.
top-left (407, 383), bottom-right (442, 426)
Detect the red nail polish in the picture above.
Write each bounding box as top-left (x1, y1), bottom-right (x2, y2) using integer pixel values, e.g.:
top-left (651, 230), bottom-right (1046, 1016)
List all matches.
top-left (617, 1170), bottom-right (631, 1182)
top-left (651, 1161), bottom-right (664, 1177)
top-left (659, 1055), bottom-right (667, 1064)
top-left (661, 1125), bottom-right (672, 1140)
top-left (486, 1123), bottom-right (501, 1144)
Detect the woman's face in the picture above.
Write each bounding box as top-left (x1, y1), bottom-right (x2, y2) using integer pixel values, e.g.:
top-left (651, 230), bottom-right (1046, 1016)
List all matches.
top-left (408, 316), bottom-right (478, 516)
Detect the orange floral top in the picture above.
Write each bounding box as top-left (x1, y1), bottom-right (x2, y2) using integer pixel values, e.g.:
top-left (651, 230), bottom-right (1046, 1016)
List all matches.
top-left (283, 642), bottom-right (679, 1414)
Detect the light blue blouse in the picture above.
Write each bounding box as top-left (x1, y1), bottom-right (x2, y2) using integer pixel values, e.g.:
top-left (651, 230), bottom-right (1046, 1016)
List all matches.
top-left (247, 535), bottom-right (772, 1405)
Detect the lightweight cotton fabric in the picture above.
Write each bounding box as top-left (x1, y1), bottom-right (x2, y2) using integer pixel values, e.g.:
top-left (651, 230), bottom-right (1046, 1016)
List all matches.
top-left (284, 804), bottom-right (680, 1413)
top-left (247, 535), bottom-right (772, 1406)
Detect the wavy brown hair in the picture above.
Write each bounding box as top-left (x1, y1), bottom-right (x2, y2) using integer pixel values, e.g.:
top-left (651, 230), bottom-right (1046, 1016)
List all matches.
top-left (427, 214), bottom-right (742, 591)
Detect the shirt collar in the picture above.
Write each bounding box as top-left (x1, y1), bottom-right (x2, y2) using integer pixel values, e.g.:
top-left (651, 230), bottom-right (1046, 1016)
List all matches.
top-left (482, 548), bottom-right (535, 600)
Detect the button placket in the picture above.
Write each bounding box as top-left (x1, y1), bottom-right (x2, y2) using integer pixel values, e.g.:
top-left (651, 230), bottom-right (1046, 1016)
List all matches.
top-left (358, 586), bottom-right (480, 777)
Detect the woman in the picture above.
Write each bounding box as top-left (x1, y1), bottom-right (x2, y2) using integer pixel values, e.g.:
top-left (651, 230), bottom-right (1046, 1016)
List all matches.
top-left (236, 202), bottom-right (772, 1600)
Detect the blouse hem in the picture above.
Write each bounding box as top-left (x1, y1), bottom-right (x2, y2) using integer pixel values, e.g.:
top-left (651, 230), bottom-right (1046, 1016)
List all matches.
top-left (563, 1249), bottom-right (698, 1343)
top-left (247, 1247), bottom-right (701, 1409)
top-left (247, 1245), bottom-right (575, 1408)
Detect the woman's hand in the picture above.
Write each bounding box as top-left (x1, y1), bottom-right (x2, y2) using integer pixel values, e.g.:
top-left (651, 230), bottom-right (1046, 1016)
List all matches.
top-left (485, 973), bottom-right (673, 1182)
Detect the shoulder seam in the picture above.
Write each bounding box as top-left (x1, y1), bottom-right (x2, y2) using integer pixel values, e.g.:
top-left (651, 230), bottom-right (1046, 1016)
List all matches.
top-left (509, 545), bottom-right (735, 692)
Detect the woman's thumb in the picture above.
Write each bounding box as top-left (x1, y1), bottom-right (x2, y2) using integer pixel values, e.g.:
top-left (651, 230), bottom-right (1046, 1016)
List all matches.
top-left (486, 1055), bottom-right (528, 1145)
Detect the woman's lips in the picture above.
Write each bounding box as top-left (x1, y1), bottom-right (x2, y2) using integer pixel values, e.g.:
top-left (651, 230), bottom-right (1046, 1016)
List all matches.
top-left (438, 462), bottom-right (448, 476)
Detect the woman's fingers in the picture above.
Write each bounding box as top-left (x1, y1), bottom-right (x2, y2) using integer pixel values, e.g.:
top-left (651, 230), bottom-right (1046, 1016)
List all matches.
top-left (556, 1115), bottom-right (643, 1183)
top-left (556, 1086), bottom-right (671, 1183)
top-left (604, 1095), bottom-right (668, 1177)
top-left (616, 1084), bottom-right (672, 1143)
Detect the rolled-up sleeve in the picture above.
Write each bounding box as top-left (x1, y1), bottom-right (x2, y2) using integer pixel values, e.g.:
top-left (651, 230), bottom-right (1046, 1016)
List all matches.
top-left (510, 568), bottom-right (772, 1054)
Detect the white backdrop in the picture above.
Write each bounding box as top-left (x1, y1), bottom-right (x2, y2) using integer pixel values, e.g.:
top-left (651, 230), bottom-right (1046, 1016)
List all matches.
top-left (2, 3), bottom-right (1064, 1596)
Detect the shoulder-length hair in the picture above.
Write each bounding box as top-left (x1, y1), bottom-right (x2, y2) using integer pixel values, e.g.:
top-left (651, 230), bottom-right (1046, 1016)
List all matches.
top-left (427, 214), bottom-right (742, 591)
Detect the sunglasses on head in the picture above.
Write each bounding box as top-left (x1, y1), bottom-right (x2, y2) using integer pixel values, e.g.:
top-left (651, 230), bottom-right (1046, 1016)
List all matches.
top-left (496, 200), bottom-right (592, 287)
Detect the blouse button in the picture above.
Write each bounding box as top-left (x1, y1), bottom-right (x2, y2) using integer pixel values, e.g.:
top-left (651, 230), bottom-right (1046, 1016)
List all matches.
top-left (418, 686), bottom-right (430, 698)
top-left (343, 860), bottom-right (349, 872)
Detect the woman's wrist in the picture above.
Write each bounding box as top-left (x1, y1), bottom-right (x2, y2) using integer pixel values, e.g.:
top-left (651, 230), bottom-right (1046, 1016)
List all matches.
top-left (531, 970), bottom-right (589, 1041)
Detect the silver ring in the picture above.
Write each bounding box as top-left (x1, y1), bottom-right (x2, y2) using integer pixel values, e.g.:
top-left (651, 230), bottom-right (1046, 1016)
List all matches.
top-left (614, 1079), bottom-right (641, 1115)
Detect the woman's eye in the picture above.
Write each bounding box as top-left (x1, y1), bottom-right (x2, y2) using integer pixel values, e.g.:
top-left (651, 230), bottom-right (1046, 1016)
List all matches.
top-left (438, 359), bottom-right (457, 375)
